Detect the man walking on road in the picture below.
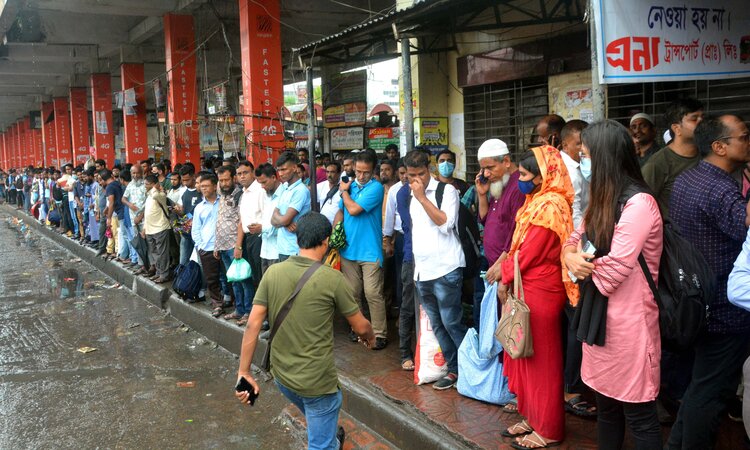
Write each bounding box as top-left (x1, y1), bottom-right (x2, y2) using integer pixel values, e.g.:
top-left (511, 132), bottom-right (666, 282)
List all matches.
top-left (236, 212), bottom-right (375, 450)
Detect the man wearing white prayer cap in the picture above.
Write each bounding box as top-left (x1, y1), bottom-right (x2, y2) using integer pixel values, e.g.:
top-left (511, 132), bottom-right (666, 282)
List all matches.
top-left (473, 138), bottom-right (525, 292)
top-left (629, 112), bottom-right (659, 166)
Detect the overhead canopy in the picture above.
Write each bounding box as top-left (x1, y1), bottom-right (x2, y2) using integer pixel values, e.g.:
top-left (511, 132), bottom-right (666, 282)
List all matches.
top-left (295, 0), bottom-right (584, 67)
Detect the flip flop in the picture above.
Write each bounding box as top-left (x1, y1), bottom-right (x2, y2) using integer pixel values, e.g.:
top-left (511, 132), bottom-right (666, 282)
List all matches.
top-left (401, 359), bottom-right (415, 371)
top-left (503, 399), bottom-right (519, 414)
top-left (502, 420), bottom-right (533, 438)
top-left (564, 395), bottom-right (597, 418)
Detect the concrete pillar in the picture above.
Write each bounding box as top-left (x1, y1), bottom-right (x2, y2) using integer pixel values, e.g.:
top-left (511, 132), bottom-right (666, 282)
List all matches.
top-left (41, 102), bottom-right (57, 167)
top-left (238, 0), bottom-right (284, 165)
top-left (90, 74), bottom-right (114, 167)
top-left (69, 87), bottom-right (91, 166)
top-left (120, 63), bottom-right (149, 164)
top-left (164, 13), bottom-right (200, 165)
top-left (53, 97), bottom-right (72, 166)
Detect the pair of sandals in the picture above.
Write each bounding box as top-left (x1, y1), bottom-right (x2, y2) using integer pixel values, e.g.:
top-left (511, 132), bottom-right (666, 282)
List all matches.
top-left (501, 420), bottom-right (561, 449)
top-left (223, 312), bottom-right (249, 327)
top-left (401, 359), bottom-right (414, 371)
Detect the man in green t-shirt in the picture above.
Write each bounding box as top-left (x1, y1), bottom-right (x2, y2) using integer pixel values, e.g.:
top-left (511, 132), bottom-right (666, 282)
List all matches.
top-left (235, 212), bottom-right (375, 450)
top-left (642, 98), bottom-right (704, 218)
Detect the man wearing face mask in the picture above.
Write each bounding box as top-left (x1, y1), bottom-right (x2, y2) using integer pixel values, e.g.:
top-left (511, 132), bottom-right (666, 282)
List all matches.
top-left (436, 150), bottom-right (470, 197)
top-left (334, 150), bottom-right (388, 350)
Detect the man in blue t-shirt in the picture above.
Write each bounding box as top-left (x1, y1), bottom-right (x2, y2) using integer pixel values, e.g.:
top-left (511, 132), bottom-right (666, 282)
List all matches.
top-left (334, 150), bottom-right (387, 349)
top-left (271, 151), bottom-right (311, 260)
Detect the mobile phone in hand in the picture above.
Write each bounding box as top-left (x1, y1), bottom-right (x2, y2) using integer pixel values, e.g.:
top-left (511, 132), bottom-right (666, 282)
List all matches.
top-left (478, 174), bottom-right (489, 184)
top-left (235, 377), bottom-right (259, 405)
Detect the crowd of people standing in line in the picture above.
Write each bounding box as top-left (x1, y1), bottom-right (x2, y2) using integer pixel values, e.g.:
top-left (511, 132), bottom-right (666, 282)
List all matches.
top-left (4, 99), bottom-right (750, 450)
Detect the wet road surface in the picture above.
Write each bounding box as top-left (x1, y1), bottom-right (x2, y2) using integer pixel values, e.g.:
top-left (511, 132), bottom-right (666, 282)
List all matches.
top-left (0, 213), bottom-right (300, 449)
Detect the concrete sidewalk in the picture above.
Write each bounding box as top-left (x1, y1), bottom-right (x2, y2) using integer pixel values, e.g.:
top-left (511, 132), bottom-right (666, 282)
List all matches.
top-left (10, 205), bottom-right (747, 450)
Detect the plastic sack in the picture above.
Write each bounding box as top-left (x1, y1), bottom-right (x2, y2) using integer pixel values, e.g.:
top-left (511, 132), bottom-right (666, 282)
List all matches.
top-left (478, 282), bottom-right (503, 359)
top-left (457, 281), bottom-right (514, 405)
top-left (414, 305), bottom-right (448, 385)
top-left (227, 258), bottom-right (252, 282)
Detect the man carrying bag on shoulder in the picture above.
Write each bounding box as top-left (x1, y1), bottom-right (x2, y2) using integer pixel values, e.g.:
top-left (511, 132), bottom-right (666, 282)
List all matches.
top-left (235, 212), bottom-right (375, 450)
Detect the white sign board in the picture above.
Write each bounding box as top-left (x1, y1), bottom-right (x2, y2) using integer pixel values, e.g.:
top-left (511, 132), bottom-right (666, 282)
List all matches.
top-left (593, 0), bottom-right (750, 83)
top-left (330, 127), bottom-right (364, 151)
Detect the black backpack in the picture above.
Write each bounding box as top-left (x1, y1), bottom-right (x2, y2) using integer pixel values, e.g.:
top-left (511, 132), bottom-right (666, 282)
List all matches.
top-left (436, 182), bottom-right (481, 279)
top-left (620, 186), bottom-right (713, 352)
top-left (52, 183), bottom-right (64, 201)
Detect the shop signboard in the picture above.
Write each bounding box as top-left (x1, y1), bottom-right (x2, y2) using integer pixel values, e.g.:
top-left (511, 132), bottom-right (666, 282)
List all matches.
top-left (414, 117), bottom-right (449, 153)
top-left (367, 127), bottom-right (400, 151)
top-left (593, 0), bottom-right (750, 83)
top-left (331, 127), bottom-right (364, 151)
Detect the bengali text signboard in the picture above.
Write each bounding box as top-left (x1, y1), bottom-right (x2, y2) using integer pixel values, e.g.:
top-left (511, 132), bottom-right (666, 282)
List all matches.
top-left (593, 0), bottom-right (750, 83)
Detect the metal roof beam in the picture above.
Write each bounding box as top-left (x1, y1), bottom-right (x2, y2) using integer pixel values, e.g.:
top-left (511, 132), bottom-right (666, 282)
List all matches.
top-left (30, 0), bottom-right (186, 17)
top-left (0, 43), bottom-right (98, 62)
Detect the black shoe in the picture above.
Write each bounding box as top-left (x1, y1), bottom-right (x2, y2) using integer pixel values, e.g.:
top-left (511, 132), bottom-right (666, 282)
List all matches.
top-left (373, 337), bottom-right (388, 350)
top-left (336, 426), bottom-right (345, 450)
top-left (348, 329), bottom-right (359, 343)
top-left (433, 374), bottom-right (457, 390)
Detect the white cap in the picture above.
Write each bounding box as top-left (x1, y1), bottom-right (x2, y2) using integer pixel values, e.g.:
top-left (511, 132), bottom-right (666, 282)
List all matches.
top-left (630, 112), bottom-right (654, 126)
top-left (477, 139), bottom-right (510, 160)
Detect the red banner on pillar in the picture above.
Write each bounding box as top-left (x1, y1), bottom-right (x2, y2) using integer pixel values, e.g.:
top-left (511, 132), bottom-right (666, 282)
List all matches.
top-left (25, 117), bottom-right (34, 167)
top-left (41, 102), bottom-right (57, 168)
top-left (164, 13), bottom-right (199, 165)
top-left (17, 119), bottom-right (26, 168)
top-left (8, 125), bottom-right (14, 169)
top-left (69, 88), bottom-right (90, 166)
top-left (239, 0), bottom-right (285, 165)
top-left (90, 73), bottom-right (114, 167)
top-left (1, 132), bottom-right (6, 169)
top-left (53, 97), bottom-right (72, 166)
top-left (121, 63), bottom-right (149, 164)
top-left (33, 129), bottom-right (42, 167)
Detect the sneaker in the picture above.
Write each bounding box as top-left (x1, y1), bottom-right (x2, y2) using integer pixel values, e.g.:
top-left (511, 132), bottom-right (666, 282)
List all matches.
top-left (336, 426), bottom-right (345, 450)
top-left (433, 373), bottom-right (457, 390)
top-left (372, 337), bottom-right (388, 350)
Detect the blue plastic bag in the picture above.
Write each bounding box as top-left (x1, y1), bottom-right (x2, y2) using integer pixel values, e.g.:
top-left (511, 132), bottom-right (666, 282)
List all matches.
top-left (478, 282), bottom-right (503, 359)
top-left (457, 281), bottom-right (515, 405)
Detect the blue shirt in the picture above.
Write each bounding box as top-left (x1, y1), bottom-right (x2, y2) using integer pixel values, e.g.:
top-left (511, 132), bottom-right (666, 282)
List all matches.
top-left (192, 196), bottom-right (220, 252)
top-left (396, 182), bottom-right (413, 263)
top-left (671, 160), bottom-right (750, 334)
top-left (276, 179), bottom-right (310, 256)
top-left (728, 227), bottom-right (750, 313)
top-left (339, 179), bottom-right (384, 264)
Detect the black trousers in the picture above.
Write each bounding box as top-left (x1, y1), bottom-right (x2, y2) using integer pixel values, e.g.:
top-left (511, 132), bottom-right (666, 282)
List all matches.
top-left (199, 249), bottom-right (222, 309)
top-left (563, 303), bottom-right (586, 394)
top-left (667, 332), bottom-right (750, 449)
top-left (242, 233), bottom-right (262, 288)
top-left (7, 189), bottom-right (16, 205)
top-left (596, 392), bottom-right (661, 450)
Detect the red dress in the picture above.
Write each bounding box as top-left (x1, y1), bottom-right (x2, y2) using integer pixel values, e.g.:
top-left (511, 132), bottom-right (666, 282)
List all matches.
top-left (501, 225), bottom-right (566, 441)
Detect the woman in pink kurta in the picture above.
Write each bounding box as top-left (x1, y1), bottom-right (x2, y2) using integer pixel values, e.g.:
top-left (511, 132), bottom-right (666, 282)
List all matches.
top-left (564, 120), bottom-right (664, 450)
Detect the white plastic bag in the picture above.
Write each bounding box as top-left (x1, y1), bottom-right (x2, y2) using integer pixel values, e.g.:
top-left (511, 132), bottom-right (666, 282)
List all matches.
top-left (414, 305), bottom-right (448, 385)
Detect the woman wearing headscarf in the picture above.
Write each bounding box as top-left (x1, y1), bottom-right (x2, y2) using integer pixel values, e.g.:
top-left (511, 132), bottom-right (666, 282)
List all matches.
top-left (563, 120), bottom-right (663, 449)
top-left (499, 145), bottom-right (577, 449)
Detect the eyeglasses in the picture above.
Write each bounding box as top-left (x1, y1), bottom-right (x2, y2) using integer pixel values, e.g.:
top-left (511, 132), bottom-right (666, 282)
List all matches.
top-left (718, 133), bottom-right (750, 144)
top-left (578, 152), bottom-right (590, 160)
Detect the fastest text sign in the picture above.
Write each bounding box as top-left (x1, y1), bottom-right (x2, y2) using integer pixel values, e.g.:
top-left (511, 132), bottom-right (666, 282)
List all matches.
top-left (593, 0), bottom-right (750, 83)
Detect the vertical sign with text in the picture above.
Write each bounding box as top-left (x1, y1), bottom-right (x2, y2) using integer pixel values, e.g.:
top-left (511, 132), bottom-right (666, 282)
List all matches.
top-left (8, 125), bottom-right (15, 168)
top-left (25, 116), bottom-right (34, 167)
top-left (164, 13), bottom-right (199, 165)
top-left (53, 97), bottom-right (72, 166)
top-left (41, 102), bottom-right (57, 167)
top-left (17, 119), bottom-right (26, 168)
top-left (69, 88), bottom-right (90, 166)
top-left (239, 0), bottom-right (284, 165)
top-left (121, 63), bottom-right (149, 164)
top-left (90, 74), bottom-right (114, 167)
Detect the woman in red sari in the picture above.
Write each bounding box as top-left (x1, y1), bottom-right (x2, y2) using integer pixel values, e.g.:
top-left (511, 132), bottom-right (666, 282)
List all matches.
top-left (499, 146), bottom-right (577, 449)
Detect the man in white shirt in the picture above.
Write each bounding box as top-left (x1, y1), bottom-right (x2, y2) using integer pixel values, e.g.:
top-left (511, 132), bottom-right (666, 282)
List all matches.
top-left (235, 160), bottom-right (265, 288)
top-left (559, 120), bottom-right (590, 229)
top-left (405, 150), bottom-right (467, 390)
top-left (317, 161), bottom-right (342, 224)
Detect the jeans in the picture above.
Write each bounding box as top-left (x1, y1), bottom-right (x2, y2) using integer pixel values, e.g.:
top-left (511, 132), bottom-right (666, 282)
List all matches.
top-left (399, 260), bottom-right (416, 362)
top-left (68, 201), bottom-right (79, 235)
top-left (563, 303), bottom-right (586, 394)
top-left (596, 392), bottom-right (661, 450)
top-left (275, 381), bottom-right (342, 450)
top-left (117, 210), bottom-right (138, 263)
top-left (24, 190), bottom-right (31, 211)
top-left (667, 332), bottom-right (750, 449)
top-left (415, 267), bottom-right (467, 375)
top-left (472, 256), bottom-right (489, 332)
top-left (179, 233), bottom-right (194, 265)
top-left (220, 249), bottom-right (255, 316)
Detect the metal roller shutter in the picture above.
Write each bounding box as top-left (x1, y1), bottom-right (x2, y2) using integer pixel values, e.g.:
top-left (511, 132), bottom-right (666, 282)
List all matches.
top-left (463, 78), bottom-right (548, 176)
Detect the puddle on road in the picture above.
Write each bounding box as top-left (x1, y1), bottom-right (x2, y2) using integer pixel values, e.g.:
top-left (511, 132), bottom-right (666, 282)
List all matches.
top-left (46, 268), bottom-right (86, 299)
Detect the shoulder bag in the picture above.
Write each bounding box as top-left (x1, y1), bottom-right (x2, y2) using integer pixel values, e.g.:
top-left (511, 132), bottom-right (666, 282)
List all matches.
top-left (495, 252), bottom-right (534, 359)
top-left (260, 261), bottom-right (323, 372)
